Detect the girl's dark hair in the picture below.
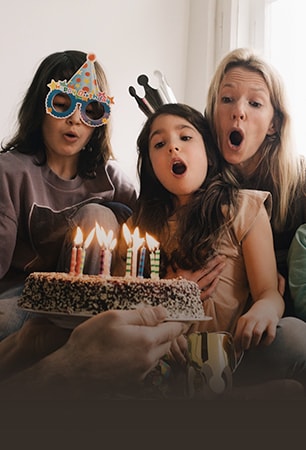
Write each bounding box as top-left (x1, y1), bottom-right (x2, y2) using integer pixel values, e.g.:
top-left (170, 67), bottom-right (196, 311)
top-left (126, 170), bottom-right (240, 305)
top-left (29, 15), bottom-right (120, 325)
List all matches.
top-left (133, 103), bottom-right (239, 275)
top-left (1, 50), bottom-right (114, 178)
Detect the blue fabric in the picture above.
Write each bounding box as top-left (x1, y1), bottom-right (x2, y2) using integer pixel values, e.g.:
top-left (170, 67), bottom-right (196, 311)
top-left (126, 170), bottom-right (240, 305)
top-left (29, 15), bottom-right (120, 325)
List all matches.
top-left (0, 286), bottom-right (31, 341)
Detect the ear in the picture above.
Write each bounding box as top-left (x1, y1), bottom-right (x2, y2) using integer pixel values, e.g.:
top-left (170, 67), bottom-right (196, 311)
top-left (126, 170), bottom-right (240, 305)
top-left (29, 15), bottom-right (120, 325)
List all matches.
top-left (267, 121), bottom-right (276, 136)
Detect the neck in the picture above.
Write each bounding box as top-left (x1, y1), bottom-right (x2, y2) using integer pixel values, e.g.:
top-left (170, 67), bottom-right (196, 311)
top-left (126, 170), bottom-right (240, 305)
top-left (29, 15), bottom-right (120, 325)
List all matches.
top-left (47, 156), bottom-right (79, 180)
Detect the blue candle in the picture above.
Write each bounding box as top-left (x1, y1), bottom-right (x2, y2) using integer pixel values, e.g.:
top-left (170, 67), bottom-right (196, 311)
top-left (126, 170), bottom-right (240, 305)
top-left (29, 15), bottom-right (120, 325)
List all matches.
top-left (138, 246), bottom-right (146, 278)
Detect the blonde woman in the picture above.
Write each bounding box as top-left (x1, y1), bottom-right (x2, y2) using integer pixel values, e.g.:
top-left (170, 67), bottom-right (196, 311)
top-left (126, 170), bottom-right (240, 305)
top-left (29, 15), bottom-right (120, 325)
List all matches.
top-left (205, 47), bottom-right (306, 316)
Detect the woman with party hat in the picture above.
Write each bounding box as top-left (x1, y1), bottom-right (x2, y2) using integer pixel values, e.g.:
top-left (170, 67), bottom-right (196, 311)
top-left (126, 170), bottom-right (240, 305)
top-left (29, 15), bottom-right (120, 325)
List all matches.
top-left (0, 50), bottom-right (137, 339)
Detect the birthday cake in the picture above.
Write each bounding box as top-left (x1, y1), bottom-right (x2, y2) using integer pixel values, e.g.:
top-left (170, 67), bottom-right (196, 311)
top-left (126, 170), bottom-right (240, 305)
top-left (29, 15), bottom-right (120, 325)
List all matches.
top-left (18, 272), bottom-right (206, 320)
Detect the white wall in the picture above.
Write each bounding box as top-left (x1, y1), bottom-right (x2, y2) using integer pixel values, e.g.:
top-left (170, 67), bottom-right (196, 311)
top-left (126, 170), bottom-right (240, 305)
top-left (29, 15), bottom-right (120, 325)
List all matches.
top-left (0, 0), bottom-right (194, 182)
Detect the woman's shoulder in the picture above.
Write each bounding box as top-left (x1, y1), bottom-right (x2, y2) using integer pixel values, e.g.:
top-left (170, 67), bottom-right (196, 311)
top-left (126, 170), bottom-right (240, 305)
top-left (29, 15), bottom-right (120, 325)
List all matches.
top-left (0, 150), bottom-right (34, 172)
top-left (232, 189), bottom-right (272, 242)
top-left (237, 188), bottom-right (271, 202)
top-left (104, 159), bottom-right (137, 189)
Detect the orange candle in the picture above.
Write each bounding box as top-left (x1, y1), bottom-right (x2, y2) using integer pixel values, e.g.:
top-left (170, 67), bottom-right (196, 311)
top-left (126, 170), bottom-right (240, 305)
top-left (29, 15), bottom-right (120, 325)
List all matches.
top-left (69, 245), bottom-right (77, 275)
top-left (70, 227), bottom-right (83, 275)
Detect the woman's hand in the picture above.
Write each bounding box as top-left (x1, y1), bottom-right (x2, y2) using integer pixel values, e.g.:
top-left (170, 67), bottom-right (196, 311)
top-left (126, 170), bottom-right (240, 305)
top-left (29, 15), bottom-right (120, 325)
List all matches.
top-left (233, 300), bottom-right (280, 355)
top-left (165, 255), bottom-right (226, 301)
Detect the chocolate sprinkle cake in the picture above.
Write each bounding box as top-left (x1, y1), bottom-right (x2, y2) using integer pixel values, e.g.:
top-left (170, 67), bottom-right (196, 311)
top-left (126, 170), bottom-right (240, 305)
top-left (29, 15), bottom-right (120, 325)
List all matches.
top-left (18, 272), bottom-right (206, 320)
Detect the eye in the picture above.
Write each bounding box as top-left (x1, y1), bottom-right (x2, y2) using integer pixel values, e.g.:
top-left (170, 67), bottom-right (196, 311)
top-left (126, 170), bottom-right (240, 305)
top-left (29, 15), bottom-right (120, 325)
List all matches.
top-left (85, 101), bottom-right (105, 120)
top-left (52, 93), bottom-right (71, 112)
top-left (181, 135), bottom-right (192, 141)
top-left (249, 100), bottom-right (262, 108)
top-left (154, 141), bottom-right (165, 149)
top-left (221, 96), bottom-right (232, 104)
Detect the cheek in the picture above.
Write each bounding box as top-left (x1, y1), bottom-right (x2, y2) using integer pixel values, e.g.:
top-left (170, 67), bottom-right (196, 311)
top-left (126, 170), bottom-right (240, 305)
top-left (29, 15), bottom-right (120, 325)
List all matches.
top-left (149, 152), bottom-right (161, 175)
top-left (193, 152), bottom-right (208, 185)
top-left (83, 126), bottom-right (95, 143)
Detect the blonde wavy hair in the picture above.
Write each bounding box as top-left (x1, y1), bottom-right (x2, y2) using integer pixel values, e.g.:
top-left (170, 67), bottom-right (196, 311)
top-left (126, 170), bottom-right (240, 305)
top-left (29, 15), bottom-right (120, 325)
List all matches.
top-left (205, 47), bottom-right (305, 231)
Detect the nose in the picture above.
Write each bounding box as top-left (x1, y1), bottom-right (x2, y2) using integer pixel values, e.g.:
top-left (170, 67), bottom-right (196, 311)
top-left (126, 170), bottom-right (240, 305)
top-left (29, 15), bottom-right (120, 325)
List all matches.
top-left (231, 102), bottom-right (246, 121)
top-left (168, 143), bottom-right (179, 153)
top-left (66, 106), bottom-right (82, 125)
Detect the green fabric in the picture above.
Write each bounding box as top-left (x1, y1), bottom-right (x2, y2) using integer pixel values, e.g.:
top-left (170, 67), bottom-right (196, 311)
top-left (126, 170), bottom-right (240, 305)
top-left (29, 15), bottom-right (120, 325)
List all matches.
top-left (288, 223), bottom-right (306, 320)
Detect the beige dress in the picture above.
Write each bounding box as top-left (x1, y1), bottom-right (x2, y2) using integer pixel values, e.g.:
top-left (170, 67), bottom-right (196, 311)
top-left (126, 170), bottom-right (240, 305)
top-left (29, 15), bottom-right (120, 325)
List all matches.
top-left (161, 189), bottom-right (272, 334)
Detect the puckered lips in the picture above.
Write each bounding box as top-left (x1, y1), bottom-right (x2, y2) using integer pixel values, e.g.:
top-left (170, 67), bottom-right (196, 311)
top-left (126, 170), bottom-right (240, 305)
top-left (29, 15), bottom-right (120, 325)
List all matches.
top-left (171, 158), bottom-right (187, 175)
top-left (228, 128), bottom-right (244, 149)
top-left (63, 128), bottom-right (79, 141)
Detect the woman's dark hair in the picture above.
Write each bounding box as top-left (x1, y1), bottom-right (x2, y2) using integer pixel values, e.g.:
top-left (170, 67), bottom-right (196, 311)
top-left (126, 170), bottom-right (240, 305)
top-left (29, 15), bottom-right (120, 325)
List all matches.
top-left (133, 103), bottom-right (239, 275)
top-left (1, 50), bottom-right (114, 178)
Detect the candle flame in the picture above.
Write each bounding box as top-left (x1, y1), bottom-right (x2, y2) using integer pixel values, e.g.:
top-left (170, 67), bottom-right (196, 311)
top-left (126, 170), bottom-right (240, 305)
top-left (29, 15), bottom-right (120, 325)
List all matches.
top-left (74, 226), bottom-right (83, 246)
top-left (95, 222), bottom-right (107, 247)
top-left (84, 227), bottom-right (95, 249)
top-left (146, 232), bottom-right (160, 251)
top-left (132, 227), bottom-right (144, 252)
top-left (96, 224), bottom-right (116, 250)
top-left (110, 238), bottom-right (117, 251)
top-left (122, 223), bottom-right (132, 246)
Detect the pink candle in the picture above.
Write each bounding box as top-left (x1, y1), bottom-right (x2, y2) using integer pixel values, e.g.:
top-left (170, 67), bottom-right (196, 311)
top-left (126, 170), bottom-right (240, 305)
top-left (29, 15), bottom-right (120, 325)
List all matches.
top-left (69, 245), bottom-right (77, 275)
top-left (75, 246), bottom-right (83, 276)
top-left (99, 248), bottom-right (105, 275)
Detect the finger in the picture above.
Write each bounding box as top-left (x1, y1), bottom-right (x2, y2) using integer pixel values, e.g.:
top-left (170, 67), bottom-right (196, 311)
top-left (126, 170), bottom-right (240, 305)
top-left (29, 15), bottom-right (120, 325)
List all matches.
top-left (198, 261), bottom-right (225, 286)
top-left (94, 305), bottom-right (168, 328)
top-left (200, 276), bottom-right (220, 301)
top-left (199, 255), bottom-right (227, 277)
top-left (259, 324), bottom-right (277, 347)
top-left (169, 337), bottom-right (188, 365)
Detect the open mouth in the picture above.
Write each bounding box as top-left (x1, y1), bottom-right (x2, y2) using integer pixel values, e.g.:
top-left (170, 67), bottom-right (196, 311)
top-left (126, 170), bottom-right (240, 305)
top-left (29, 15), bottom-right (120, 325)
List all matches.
top-left (65, 132), bottom-right (77, 138)
top-left (229, 130), bottom-right (243, 147)
top-left (172, 161), bottom-right (186, 175)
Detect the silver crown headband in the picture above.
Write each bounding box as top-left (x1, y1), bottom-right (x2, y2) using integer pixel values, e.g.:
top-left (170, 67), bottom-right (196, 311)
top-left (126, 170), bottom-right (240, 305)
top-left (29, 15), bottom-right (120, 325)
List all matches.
top-left (129, 70), bottom-right (177, 117)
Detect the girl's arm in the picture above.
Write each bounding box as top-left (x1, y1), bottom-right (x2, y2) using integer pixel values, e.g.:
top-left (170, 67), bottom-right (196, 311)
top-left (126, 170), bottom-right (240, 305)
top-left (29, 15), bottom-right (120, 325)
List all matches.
top-left (235, 206), bottom-right (285, 353)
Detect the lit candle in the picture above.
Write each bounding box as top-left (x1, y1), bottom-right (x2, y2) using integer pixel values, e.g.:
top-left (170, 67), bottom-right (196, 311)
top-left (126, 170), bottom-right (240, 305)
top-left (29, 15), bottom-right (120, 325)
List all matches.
top-left (131, 227), bottom-right (143, 278)
top-left (72, 227), bottom-right (84, 276)
top-left (78, 227), bottom-right (95, 276)
top-left (69, 245), bottom-right (77, 275)
top-left (96, 222), bottom-right (106, 275)
top-left (146, 233), bottom-right (160, 279)
top-left (125, 248), bottom-right (132, 276)
top-left (96, 224), bottom-right (117, 276)
top-left (123, 223), bottom-right (132, 277)
top-left (99, 248), bottom-right (105, 275)
top-left (103, 234), bottom-right (117, 277)
top-left (154, 247), bottom-right (160, 279)
top-left (122, 224), bottom-right (144, 278)
top-left (138, 246), bottom-right (146, 278)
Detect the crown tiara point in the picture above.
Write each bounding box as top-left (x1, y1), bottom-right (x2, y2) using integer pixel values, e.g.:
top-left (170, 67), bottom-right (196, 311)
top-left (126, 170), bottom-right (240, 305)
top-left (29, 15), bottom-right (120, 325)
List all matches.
top-left (129, 71), bottom-right (177, 117)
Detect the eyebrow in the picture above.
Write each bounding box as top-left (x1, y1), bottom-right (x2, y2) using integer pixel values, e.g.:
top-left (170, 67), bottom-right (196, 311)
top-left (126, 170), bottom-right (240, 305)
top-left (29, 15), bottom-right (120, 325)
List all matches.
top-left (149, 124), bottom-right (196, 141)
top-left (221, 82), bottom-right (269, 96)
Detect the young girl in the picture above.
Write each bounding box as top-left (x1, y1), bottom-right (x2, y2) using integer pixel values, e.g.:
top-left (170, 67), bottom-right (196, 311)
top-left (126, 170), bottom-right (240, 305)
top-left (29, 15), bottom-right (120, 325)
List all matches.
top-left (118, 103), bottom-right (306, 389)
top-left (0, 50), bottom-right (137, 339)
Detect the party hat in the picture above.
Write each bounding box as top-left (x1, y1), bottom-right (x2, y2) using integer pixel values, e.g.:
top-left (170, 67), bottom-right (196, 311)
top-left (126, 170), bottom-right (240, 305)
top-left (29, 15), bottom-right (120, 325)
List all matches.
top-left (46, 53), bottom-right (113, 127)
